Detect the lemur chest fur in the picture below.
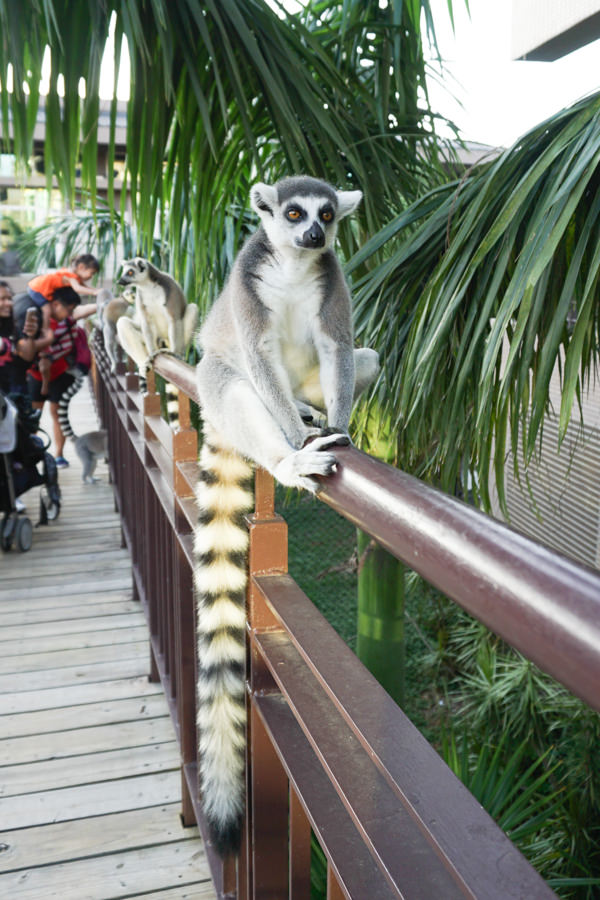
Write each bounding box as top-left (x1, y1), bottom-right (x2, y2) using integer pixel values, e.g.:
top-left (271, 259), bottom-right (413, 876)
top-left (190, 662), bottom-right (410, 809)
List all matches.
top-left (138, 281), bottom-right (170, 327)
top-left (258, 254), bottom-right (323, 375)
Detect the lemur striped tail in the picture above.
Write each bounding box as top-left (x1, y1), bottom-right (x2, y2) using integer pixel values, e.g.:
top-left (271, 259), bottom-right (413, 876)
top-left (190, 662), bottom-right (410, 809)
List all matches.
top-left (57, 372), bottom-right (85, 439)
top-left (165, 382), bottom-right (179, 427)
top-left (140, 365), bottom-right (180, 428)
top-left (194, 423), bottom-right (254, 856)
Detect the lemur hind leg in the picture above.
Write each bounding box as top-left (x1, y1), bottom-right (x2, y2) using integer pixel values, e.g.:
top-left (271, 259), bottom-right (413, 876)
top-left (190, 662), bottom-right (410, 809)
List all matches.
top-left (116, 317), bottom-right (149, 371)
top-left (295, 347), bottom-right (380, 420)
top-left (197, 356), bottom-right (346, 493)
top-left (183, 304), bottom-right (199, 349)
top-left (168, 317), bottom-right (185, 357)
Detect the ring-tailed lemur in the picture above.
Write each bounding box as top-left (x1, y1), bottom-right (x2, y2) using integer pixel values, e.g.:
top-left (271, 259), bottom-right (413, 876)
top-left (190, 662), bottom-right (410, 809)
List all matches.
top-left (194, 175), bottom-right (379, 856)
top-left (115, 258), bottom-right (198, 425)
top-left (96, 286), bottom-right (133, 372)
top-left (58, 386), bottom-right (108, 483)
top-left (57, 371), bottom-right (85, 434)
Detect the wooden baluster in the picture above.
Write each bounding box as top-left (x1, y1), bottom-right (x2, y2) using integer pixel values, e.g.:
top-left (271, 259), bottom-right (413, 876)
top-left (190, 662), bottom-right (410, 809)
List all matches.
top-left (244, 467), bottom-right (289, 898)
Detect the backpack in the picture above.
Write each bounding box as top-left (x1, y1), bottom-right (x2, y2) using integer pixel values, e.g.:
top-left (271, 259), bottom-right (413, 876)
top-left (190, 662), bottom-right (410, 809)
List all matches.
top-left (69, 323), bottom-right (92, 375)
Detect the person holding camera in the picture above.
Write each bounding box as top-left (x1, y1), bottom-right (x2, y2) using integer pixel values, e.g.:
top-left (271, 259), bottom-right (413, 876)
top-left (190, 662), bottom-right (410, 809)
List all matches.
top-left (0, 281), bottom-right (49, 396)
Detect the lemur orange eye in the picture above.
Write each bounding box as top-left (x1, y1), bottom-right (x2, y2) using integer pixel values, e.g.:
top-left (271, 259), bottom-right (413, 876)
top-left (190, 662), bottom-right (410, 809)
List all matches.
top-left (287, 208), bottom-right (302, 221)
top-left (321, 210), bottom-right (333, 223)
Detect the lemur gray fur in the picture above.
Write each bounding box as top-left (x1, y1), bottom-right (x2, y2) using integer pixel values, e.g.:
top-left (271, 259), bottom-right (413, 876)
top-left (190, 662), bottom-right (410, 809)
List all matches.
top-left (194, 175), bottom-right (379, 856)
top-left (115, 258), bottom-right (198, 425)
top-left (58, 382), bottom-right (108, 483)
top-left (96, 286), bottom-right (133, 372)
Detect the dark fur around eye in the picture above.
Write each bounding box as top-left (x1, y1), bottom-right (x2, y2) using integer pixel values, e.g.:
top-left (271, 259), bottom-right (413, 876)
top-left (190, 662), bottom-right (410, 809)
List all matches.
top-left (320, 205), bottom-right (335, 223)
top-left (285, 206), bottom-right (305, 221)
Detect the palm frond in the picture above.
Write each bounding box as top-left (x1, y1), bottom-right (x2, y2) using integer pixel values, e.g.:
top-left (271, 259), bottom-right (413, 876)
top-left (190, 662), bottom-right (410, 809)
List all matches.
top-left (353, 91), bottom-right (600, 508)
top-left (0, 1), bottom-right (454, 263)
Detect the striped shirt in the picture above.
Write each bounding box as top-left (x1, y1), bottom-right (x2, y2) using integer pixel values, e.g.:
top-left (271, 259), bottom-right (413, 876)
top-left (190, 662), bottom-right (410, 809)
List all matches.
top-left (28, 318), bottom-right (75, 381)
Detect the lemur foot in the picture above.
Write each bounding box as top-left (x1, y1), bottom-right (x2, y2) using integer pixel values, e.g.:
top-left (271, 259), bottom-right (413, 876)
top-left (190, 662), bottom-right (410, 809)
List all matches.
top-left (143, 348), bottom-right (182, 375)
top-left (318, 428), bottom-right (352, 443)
top-left (296, 400), bottom-right (327, 429)
top-left (274, 433), bottom-right (349, 493)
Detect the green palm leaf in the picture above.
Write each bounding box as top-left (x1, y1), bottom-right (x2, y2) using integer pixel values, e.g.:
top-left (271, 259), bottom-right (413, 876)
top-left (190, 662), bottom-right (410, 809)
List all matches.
top-left (354, 91), bottom-right (600, 507)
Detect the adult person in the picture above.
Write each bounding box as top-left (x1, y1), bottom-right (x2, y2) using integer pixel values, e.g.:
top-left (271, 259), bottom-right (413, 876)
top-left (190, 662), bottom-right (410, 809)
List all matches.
top-left (0, 281), bottom-right (48, 396)
top-left (26, 286), bottom-right (96, 466)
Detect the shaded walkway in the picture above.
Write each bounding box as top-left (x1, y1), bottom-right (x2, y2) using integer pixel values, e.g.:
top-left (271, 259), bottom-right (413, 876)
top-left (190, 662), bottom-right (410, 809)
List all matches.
top-left (0, 379), bottom-right (214, 899)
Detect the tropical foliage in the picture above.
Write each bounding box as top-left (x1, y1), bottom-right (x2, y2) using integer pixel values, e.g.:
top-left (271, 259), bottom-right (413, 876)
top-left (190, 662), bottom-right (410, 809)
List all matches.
top-left (351, 91), bottom-right (600, 507)
top-left (408, 583), bottom-right (600, 896)
top-left (0, 0), bottom-right (453, 303)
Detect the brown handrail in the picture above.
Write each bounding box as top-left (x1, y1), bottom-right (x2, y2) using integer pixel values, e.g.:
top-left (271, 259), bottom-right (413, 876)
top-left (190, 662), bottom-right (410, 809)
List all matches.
top-left (317, 444), bottom-right (600, 713)
top-left (92, 343), bottom-right (600, 899)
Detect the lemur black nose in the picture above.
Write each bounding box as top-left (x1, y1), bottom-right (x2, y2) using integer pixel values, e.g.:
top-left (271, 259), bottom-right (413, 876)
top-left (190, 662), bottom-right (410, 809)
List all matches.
top-left (303, 223), bottom-right (325, 248)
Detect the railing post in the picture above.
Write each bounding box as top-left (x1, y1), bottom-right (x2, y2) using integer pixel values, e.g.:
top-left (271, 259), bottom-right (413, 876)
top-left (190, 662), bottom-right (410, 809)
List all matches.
top-left (172, 389), bottom-right (199, 828)
top-left (244, 468), bottom-right (289, 900)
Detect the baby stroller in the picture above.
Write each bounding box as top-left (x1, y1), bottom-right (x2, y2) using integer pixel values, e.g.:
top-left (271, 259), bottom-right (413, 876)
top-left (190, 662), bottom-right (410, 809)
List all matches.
top-left (0, 391), bottom-right (61, 552)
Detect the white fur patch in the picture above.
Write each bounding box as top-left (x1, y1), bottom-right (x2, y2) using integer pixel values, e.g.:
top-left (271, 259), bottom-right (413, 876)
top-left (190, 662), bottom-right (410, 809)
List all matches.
top-left (194, 557), bottom-right (247, 596)
top-left (201, 446), bottom-right (253, 483)
top-left (196, 594), bottom-right (246, 633)
top-left (193, 519), bottom-right (248, 556)
top-left (197, 630), bottom-right (246, 667)
top-left (196, 481), bottom-right (254, 517)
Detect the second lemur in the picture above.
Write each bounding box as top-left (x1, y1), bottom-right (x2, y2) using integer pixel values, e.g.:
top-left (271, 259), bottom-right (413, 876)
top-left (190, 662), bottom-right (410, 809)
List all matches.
top-left (58, 387), bottom-right (108, 483)
top-left (115, 258), bottom-right (198, 425)
top-left (194, 175), bottom-right (379, 856)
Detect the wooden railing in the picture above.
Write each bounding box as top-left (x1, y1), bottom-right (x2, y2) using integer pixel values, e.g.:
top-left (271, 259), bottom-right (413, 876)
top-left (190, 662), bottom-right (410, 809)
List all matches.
top-left (91, 334), bottom-right (600, 900)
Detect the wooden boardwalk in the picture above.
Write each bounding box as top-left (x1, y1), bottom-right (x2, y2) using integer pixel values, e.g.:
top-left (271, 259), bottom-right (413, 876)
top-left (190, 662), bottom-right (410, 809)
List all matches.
top-left (0, 380), bottom-right (215, 899)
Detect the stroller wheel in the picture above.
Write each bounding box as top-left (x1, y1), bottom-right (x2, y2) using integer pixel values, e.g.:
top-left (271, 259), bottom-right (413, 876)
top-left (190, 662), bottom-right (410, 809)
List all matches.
top-left (1, 513), bottom-right (15, 551)
top-left (40, 485), bottom-right (60, 521)
top-left (15, 516), bottom-right (33, 552)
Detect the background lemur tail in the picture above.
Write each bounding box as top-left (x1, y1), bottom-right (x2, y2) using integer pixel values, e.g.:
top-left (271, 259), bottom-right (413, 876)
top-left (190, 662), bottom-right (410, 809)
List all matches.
top-left (140, 366), bottom-right (179, 428)
top-left (165, 382), bottom-right (179, 427)
top-left (194, 424), bottom-right (254, 856)
top-left (57, 372), bottom-right (85, 440)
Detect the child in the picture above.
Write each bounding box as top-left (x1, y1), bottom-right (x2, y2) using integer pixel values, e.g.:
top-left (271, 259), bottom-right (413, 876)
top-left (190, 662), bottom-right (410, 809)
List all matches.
top-left (26, 286), bottom-right (95, 466)
top-left (27, 254), bottom-right (100, 396)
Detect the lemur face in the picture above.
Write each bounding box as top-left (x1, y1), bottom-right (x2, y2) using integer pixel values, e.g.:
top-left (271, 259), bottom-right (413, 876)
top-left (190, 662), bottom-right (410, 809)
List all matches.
top-left (279, 194), bottom-right (336, 250)
top-left (250, 177), bottom-right (362, 253)
top-left (117, 257), bottom-right (148, 286)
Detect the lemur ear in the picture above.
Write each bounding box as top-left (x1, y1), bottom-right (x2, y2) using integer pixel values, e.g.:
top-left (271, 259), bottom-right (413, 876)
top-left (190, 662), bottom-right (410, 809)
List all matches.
top-left (250, 183), bottom-right (278, 217)
top-left (336, 189), bottom-right (362, 220)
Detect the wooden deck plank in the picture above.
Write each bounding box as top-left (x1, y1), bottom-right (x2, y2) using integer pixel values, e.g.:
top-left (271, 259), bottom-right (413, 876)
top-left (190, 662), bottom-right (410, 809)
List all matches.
top-left (0, 624), bottom-right (149, 656)
top-left (0, 613), bottom-right (144, 641)
top-left (0, 716), bottom-right (175, 764)
top-left (0, 639), bottom-right (149, 673)
top-left (0, 592), bottom-right (135, 613)
top-left (0, 575), bottom-right (132, 601)
top-left (0, 675), bottom-right (162, 715)
top-left (0, 655), bottom-right (148, 693)
top-left (0, 804), bottom-right (194, 873)
top-left (128, 888), bottom-right (216, 900)
top-left (0, 382), bottom-right (214, 899)
top-left (1, 770), bottom-right (183, 830)
top-left (0, 556), bottom-right (131, 586)
top-left (0, 839), bottom-right (211, 899)
top-left (2, 693), bottom-right (168, 738)
top-left (2, 741), bottom-right (180, 796)
top-left (0, 599), bottom-right (140, 626)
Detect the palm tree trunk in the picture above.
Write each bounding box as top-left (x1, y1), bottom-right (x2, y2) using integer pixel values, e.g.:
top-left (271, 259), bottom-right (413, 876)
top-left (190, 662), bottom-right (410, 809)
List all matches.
top-left (356, 530), bottom-right (405, 706)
